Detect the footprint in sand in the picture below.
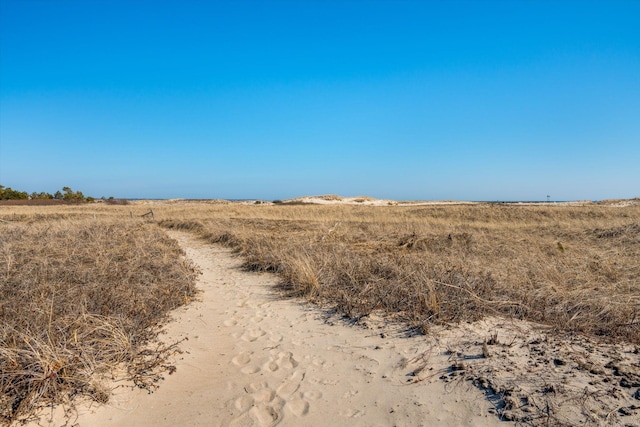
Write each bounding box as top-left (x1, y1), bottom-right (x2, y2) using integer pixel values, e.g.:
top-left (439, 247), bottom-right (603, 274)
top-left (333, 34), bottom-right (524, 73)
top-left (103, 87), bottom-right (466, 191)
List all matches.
top-left (252, 387), bottom-right (276, 403)
top-left (230, 397), bottom-right (284, 427)
top-left (275, 352), bottom-right (298, 369)
top-left (249, 404), bottom-right (282, 427)
top-left (247, 381), bottom-right (269, 393)
top-left (286, 398), bottom-right (310, 417)
top-left (303, 390), bottom-right (322, 401)
top-left (224, 319), bottom-right (238, 327)
top-left (276, 371), bottom-right (304, 398)
top-left (235, 395), bottom-right (254, 412)
top-left (241, 328), bottom-right (266, 342)
top-left (232, 352), bottom-right (252, 366)
top-left (263, 360), bottom-right (279, 372)
top-left (241, 365), bottom-right (261, 374)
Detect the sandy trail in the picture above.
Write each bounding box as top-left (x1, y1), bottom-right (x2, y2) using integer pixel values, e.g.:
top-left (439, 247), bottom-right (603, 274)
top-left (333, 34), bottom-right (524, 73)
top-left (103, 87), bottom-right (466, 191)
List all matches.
top-left (33, 231), bottom-right (506, 427)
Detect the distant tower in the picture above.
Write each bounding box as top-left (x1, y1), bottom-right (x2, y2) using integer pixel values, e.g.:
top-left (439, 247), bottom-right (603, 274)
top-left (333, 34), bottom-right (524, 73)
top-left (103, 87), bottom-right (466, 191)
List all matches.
top-left (547, 195), bottom-right (550, 203)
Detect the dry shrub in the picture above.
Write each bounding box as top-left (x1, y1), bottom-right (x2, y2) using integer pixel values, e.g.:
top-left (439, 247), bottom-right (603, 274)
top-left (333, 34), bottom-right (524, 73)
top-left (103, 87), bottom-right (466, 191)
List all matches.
top-left (0, 219), bottom-right (199, 424)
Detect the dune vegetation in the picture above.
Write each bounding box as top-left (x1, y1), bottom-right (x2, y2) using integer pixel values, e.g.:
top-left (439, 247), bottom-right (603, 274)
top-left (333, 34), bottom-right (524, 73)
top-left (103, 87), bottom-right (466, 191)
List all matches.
top-left (157, 201), bottom-right (640, 343)
top-left (1, 199), bottom-right (639, 424)
top-left (0, 215), bottom-right (199, 424)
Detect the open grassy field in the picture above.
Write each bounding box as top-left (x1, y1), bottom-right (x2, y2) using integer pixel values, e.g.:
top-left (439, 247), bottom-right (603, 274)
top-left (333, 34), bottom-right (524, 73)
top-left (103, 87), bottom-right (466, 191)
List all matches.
top-left (1, 199), bottom-right (639, 424)
top-left (156, 200), bottom-right (640, 342)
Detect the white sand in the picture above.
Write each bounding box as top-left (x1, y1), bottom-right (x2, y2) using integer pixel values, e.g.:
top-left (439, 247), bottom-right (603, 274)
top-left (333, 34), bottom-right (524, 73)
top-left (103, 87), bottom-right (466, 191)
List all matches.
top-left (30, 231), bottom-right (506, 427)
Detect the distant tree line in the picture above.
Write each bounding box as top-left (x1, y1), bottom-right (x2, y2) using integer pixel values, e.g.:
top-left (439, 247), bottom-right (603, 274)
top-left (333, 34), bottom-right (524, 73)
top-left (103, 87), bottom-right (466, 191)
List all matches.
top-left (0, 185), bottom-right (96, 202)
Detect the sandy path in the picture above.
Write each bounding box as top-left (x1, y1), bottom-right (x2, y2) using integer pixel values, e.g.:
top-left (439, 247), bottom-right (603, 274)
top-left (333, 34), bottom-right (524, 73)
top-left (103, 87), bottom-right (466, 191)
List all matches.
top-left (33, 232), bottom-right (507, 427)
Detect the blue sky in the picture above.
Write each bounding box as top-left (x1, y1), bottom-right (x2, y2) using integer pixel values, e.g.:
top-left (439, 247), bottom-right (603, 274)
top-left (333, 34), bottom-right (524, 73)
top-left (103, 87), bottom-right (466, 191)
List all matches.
top-left (1, 0), bottom-right (638, 201)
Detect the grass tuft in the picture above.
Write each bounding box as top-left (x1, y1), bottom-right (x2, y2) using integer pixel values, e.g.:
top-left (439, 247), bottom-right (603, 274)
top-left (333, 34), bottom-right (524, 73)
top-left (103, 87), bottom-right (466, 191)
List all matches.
top-left (0, 218), bottom-right (199, 424)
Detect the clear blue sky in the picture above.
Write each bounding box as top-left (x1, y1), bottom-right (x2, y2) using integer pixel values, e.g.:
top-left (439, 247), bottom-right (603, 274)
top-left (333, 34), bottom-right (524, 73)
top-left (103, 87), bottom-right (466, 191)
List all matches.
top-left (1, 0), bottom-right (638, 201)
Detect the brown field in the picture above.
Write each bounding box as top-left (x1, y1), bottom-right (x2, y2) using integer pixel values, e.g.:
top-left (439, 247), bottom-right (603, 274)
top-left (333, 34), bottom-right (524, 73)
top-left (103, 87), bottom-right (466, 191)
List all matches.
top-left (1, 199), bottom-right (639, 424)
top-left (156, 200), bottom-right (640, 342)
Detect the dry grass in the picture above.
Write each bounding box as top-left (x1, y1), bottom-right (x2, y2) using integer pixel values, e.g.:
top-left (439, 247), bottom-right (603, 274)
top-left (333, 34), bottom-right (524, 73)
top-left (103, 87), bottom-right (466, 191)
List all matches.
top-left (2, 200), bottom-right (639, 425)
top-left (0, 216), bottom-right (199, 424)
top-left (155, 202), bottom-right (640, 343)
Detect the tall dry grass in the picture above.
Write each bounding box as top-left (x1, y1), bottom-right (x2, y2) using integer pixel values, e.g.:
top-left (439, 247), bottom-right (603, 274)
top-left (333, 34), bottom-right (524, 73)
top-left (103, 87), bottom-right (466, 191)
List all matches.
top-left (157, 202), bottom-right (640, 343)
top-left (2, 200), bottom-right (638, 423)
top-left (0, 217), bottom-right (198, 424)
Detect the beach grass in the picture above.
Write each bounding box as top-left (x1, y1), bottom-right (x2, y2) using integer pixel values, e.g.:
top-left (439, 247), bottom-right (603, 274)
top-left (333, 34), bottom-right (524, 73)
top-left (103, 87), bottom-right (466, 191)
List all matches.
top-left (2, 199), bottom-right (639, 424)
top-left (0, 216), bottom-right (199, 424)
top-left (156, 200), bottom-right (640, 343)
